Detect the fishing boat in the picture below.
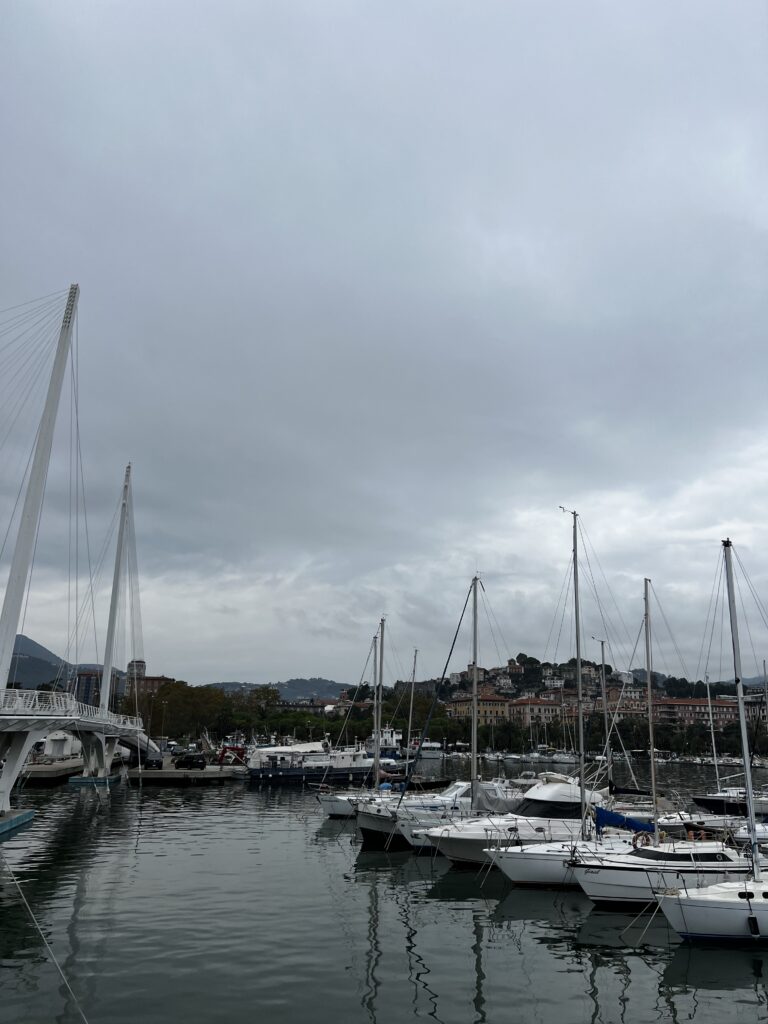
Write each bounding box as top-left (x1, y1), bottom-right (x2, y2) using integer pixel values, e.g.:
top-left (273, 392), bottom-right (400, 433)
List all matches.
top-left (247, 740), bottom-right (397, 784)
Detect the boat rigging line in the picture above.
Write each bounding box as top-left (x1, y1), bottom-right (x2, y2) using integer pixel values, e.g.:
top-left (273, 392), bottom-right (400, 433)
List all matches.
top-left (395, 578), bottom-right (474, 806)
top-left (0, 849), bottom-right (92, 1024)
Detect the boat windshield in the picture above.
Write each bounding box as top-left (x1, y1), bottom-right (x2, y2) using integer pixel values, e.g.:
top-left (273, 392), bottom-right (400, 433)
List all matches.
top-left (514, 799), bottom-right (582, 819)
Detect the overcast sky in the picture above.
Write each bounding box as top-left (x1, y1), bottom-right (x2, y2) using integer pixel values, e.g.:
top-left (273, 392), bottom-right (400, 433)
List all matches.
top-left (2, 2), bottom-right (768, 687)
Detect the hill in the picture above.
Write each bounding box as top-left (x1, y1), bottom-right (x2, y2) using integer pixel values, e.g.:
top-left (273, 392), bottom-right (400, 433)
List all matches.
top-left (8, 634), bottom-right (68, 689)
top-left (206, 678), bottom-right (345, 700)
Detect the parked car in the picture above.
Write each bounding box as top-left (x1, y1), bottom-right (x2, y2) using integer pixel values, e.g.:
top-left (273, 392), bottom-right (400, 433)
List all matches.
top-left (128, 752), bottom-right (164, 770)
top-left (173, 753), bottom-right (207, 770)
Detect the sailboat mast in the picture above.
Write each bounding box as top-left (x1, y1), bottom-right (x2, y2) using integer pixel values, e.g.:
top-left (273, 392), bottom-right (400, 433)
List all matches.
top-left (723, 538), bottom-right (761, 881)
top-left (406, 648), bottom-right (417, 766)
top-left (571, 512), bottom-right (586, 835)
top-left (378, 617), bottom-right (385, 777)
top-left (471, 575), bottom-right (479, 803)
top-left (705, 672), bottom-right (721, 792)
top-left (0, 285), bottom-right (79, 691)
top-left (644, 578), bottom-right (660, 845)
top-left (596, 638), bottom-right (613, 786)
top-left (372, 632), bottom-right (380, 788)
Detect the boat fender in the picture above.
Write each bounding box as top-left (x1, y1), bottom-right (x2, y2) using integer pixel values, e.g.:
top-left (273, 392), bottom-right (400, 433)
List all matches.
top-left (632, 832), bottom-right (651, 849)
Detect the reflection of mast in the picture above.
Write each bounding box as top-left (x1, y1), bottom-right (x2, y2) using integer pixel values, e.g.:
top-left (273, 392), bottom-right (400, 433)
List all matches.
top-left (361, 870), bottom-right (381, 1024)
top-left (391, 869), bottom-right (445, 1023)
top-left (471, 911), bottom-right (486, 1024)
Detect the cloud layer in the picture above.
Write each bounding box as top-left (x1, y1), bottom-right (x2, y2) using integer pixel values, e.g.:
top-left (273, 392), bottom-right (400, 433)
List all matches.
top-left (2, 2), bottom-right (768, 685)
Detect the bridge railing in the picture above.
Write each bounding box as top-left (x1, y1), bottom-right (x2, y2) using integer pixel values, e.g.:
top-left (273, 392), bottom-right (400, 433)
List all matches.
top-left (0, 688), bottom-right (144, 732)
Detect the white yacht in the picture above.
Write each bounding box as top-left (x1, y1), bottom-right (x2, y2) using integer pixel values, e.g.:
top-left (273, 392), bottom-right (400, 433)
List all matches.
top-left (658, 879), bottom-right (768, 941)
top-left (356, 777), bottom-right (523, 851)
top-left (492, 834), bottom-right (635, 888)
top-left (421, 777), bottom-right (606, 865)
top-left (573, 840), bottom-right (762, 907)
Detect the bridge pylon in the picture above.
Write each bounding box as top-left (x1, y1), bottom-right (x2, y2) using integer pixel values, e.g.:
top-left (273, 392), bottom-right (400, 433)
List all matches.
top-left (0, 727), bottom-right (47, 814)
top-left (80, 732), bottom-right (119, 779)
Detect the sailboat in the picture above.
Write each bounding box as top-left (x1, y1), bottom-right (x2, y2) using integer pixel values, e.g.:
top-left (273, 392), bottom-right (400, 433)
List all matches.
top-left (657, 539), bottom-right (768, 941)
top-left (572, 570), bottom-right (761, 907)
top-left (493, 512), bottom-right (637, 886)
top-left (356, 579), bottom-right (524, 851)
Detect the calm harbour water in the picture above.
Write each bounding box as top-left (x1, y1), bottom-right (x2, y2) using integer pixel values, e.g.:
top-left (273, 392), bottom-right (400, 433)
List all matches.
top-left (3, 762), bottom-right (768, 1024)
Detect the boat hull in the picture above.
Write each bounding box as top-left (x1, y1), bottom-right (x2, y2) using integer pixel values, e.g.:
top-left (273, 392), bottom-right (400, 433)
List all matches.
top-left (357, 806), bottom-right (411, 851)
top-left (493, 837), bottom-right (635, 888)
top-left (574, 862), bottom-right (755, 907)
top-left (659, 885), bottom-right (768, 942)
top-left (249, 765), bottom-right (376, 784)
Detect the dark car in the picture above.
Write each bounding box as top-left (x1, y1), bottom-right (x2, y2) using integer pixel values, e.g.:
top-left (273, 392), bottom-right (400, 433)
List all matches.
top-left (143, 753), bottom-right (164, 770)
top-left (173, 753), bottom-right (207, 770)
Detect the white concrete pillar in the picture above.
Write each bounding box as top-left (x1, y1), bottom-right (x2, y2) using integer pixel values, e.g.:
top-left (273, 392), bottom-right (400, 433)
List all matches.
top-left (0, 729), bottom-right (46, 814)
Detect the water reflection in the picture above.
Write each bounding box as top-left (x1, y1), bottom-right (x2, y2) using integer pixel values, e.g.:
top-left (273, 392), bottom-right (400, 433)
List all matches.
top-left (663, 945), bottom-right (768, 992)
top-left (346, 841), bottom-right (768, 1024)
top-left (0, 788), bottom-right (126, 962)
top-left (576, 906), bottom-right (680, 951)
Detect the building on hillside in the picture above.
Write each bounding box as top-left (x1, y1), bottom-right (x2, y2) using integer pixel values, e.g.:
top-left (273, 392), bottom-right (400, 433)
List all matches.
top-left (542, 676), bottom-right (565, 690)
top-left (651, 697), bottom-right (758, 727)
top-left (446, 688), bottom-right (512, 725)
top-left (508, 697), bottom-right (562, 728)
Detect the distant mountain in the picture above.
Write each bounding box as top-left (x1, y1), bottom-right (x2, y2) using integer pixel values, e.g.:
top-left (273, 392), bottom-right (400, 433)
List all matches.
top-left (13, 634), bottom-right (63, 664)
top-left (206, 677), bottom-right (346, 701)
top-left (8, 634), bottom-right (68, 689)
top-left (277, 678), bottom-right (345, 701)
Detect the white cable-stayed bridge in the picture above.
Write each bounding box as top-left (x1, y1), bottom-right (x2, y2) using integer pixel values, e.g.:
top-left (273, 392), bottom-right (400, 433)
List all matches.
top-left (0, 286), bottom-right (149, 826)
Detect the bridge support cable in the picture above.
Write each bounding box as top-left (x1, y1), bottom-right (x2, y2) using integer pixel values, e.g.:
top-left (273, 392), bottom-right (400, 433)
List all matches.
top-left (0, 286), bottom-right (79, 693)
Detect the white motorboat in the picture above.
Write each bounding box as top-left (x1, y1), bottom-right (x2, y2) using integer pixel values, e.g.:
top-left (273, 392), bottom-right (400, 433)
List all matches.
top-left (414, 740), bottom-right (444, 760)
top-left (657, 809), bottom-right (746, 838)
top-left (357, 777), bottom-right (524, 851)
top-left (421, 777), bottom-right (607, 865)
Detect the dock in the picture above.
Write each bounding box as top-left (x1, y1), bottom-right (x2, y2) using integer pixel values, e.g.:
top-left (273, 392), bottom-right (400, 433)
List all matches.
top-left (24, 756), bottom-right (84, 785)
top-left (0, 808), bottom-right (35, 836)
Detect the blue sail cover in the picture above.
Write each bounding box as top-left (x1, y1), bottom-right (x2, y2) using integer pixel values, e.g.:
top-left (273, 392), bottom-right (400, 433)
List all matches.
top-left (595, 806), bottom-right (654, 834)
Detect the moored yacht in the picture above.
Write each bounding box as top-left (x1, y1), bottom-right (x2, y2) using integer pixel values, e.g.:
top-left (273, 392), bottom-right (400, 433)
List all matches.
top-left (421, 776), bottom-right (606, 865)
top-left (247, 741), bottom-right (396, 783)
top-left (573, 839), bottom-right (763, 907)
top-left (356, 777), bottom-right (523, 851)
top-left (492, 833), bottom-right (636, 888)
top-left (658, 539), bottom-right (768, 942)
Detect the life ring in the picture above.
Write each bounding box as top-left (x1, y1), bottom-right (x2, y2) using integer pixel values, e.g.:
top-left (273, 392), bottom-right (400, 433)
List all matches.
top-left (632, 832), bottom-right (651, 849)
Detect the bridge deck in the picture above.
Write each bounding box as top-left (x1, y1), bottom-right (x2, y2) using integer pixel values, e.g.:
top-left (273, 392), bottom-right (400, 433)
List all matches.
top-left (0, 689), bottom-right (144, 734)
